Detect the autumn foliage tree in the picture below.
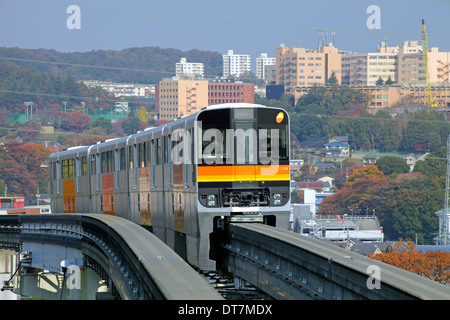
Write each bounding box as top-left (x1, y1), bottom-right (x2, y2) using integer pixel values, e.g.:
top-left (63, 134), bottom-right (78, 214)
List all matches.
top-left (369, 239), bottom-right (450, 285)
top-left (319, 164), bottom-right (388, 216)
top-left (0, 142), bottom-right (52, 201)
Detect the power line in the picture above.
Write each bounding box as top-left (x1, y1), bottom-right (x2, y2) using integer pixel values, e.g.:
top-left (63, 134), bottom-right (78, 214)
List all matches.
top-left (1, 0), bottom-right (450, 38)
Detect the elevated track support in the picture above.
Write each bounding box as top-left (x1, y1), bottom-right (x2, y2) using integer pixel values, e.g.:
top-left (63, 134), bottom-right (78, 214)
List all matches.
top-left (214, 224), bottom-right (450, 300)
top-left (0, 214), bottom-right (223, 300)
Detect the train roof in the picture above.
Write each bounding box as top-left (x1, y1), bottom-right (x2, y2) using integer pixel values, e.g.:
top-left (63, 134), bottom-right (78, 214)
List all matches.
top-left (203, 103), bottom-right (268, 110)
top-left (49, 145), bottom-right (90, 161)
top-left (50, 103), bottom-right (287, 159)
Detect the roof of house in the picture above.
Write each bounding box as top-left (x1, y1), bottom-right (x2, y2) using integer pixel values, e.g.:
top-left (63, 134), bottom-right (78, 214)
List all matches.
top-left (296, 182), bottom-right (325, 189)
top-left (325, 141), bottom-right (350, 147)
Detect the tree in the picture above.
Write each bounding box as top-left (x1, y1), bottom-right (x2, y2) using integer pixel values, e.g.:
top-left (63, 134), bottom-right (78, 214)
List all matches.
top-left (121, 116), bottom-right (140, 135)
top-left (327, 71), bottom-right (338, 85)
top-left (385, 75), bottom-right (394, 85)
top-left (376, 76), bottom-right (384, 85)
top-left (376, 156), bottom-right (410, 176)
top-left (318, 165), bottom-right (388, 216)
top-left (344, 164), bottom-right (385, 187)
top-left (137, 106), bottom-right (149, 123)
top-left (369, 239), bottom-right (450, 285)
top-left (91, 116), bottom-right (112, 134)
top-left (413, 147), bottom-right (446, 177)
top-left (60, 112), bottom-right (93, 132)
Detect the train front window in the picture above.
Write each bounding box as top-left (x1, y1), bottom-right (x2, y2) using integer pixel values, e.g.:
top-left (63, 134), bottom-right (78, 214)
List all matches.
top-left (257, 109), bottom-right (289, 162)
top-left (197, 108), bottom-right (231, 165)
top-left (197, 108), bottom-right (289, 165)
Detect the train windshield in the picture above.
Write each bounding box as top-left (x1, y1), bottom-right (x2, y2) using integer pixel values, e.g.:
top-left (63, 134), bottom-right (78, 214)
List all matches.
top-left (197, 107), bottom-right (289, 165)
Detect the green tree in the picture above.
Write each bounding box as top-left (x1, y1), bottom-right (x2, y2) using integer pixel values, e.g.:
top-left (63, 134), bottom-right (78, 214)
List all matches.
top-left (91, 116), bottom-right (112, 134)
top-left (327, 71), bottom-right (338, 85)
top-left (376, 156), bottom-right (410, 176)
top-left (413, 147), bottom-right (447, 177)
top-left (376, 76), bottom-right (384, 85)
top-left (385, 75), bottom-right (394, 85)
top-left (121, 116), bottom-right (140, 135)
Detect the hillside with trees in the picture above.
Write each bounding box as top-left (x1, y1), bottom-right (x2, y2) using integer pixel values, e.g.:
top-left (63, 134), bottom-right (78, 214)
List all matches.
top-left (0, 46), bottom-right (222, 83)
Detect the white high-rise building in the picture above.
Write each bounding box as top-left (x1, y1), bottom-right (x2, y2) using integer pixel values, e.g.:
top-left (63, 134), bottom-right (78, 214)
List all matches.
top-left (256, 53), bottom-right (276, 79)
top-left (223, 50), bottom-right (251, 78)
top-left (175, 58), bottom-right (204, 78)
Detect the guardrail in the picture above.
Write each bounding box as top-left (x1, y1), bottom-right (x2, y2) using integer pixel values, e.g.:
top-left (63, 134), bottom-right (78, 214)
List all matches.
top-left (215, 223), bottom-right (450, 300)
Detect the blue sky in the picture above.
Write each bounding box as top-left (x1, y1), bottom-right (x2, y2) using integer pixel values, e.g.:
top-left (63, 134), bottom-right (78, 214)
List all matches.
top-left (0, 0), bottom-right (449, 62)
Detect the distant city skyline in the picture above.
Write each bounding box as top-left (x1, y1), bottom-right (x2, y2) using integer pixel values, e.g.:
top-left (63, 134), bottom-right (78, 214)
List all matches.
top-left (1, 0), bottom-right (450, 72)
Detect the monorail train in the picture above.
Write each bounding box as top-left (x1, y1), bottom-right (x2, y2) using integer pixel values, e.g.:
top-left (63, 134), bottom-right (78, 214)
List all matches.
top-left (49, 103), bottom-right (291, 270)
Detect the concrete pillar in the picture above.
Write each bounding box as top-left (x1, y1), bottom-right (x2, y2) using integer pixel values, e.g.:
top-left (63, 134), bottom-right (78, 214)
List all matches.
top-left (0, 251), bottom-right (19, 300)
top-left (19, 267), bottom-right (110, 300)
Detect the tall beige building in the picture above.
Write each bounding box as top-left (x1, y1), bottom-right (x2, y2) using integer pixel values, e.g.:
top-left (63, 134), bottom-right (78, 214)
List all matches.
top-left (158, 79), bottom-right (209, 120)
top-left (397, 40), bottom-right (450, 84)
top-left (342, 42), bottom-right (398, 85)
top-left (342, 41), bottom-right (450, 86)
top-left (276, 44), bottom-right (342, 97)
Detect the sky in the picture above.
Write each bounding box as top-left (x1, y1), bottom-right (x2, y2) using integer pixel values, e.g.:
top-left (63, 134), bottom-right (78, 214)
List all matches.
top-left (0, 0), bottom-right (450, 68)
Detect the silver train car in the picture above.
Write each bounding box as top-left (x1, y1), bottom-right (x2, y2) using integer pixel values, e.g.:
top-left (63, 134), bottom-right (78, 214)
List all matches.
top-left (49, 103), bottom-right (291, 270)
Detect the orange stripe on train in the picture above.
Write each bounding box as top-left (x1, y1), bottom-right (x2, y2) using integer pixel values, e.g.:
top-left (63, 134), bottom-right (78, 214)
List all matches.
top-left (198, 165), bottom-right (290, 182)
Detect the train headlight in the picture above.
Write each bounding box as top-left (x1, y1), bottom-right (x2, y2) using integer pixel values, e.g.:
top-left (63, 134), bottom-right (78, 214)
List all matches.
top-left (207, 195), bottom-right (217, 207)
top-left (273, 194), bottom-right (281, 205)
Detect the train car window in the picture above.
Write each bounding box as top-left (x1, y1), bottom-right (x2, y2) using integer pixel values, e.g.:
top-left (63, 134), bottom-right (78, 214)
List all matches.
top-left (76, 157), bottom-right (81, 192)
top-left (156, 138), bottom-right (161, 165)
top-left (197, 108), bottom-right (230, 165)
top-left (139, 143), bottom-right (145, 167)
top-left (168, 135), bottom-right (173, 186)
top-left (62, 159), bottom-right (75, 179)
top-left (257, 109), bottom-right (289, 162)
top-left (101, 151), bottom-right (114, 173)
top-left (52, 162), bottom-right (57, 180)
top-left (151, 139), bottom-right (156, 186)
top-left (120, 147), bottom-right (126, 171)
top-left (90, 155), bottom-right (96, 175)
top-left (164, 136), bottom-right (168, 164)
top-left (101, 152), bottom-right (106, 173)
top-left (115, 149), bottom-right (120, 190)
top-left (81, 156), bottom-right (87, 176)
top-left (145, 141), bottom-right (150, 167)
top-left (56, 161), bottom-right (61, 194)
top-left (96, 154), bottom-right (101, 190)
top-left (133, 144), bottom-right (138, 188)
top-left (128, 146), bottom-right (133, 169)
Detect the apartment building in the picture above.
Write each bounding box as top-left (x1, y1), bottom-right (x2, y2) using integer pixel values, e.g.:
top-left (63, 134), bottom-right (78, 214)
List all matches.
top-left (256, 53), bottom-right (276, 80)
top-left (175, 58), bottom-right (205, 78)
top-left (342, 41), bottom-right (450, 86)
top-left (157, 78), bottom-right (255, 119)
top-left (275, 44), bottom-right (342, 98)
top-left (397, 40), bottom-right (450, 84)
top-left (157, 79), bottom-right (209, 120)
top-left (341, 42), bottom-right (397, 85)
top-left (223, 50), bottom-right (251, 78)
top-left (208, 80), bottom-right (254, 105)
top-left (401, 83), bottom-right (450, 108)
